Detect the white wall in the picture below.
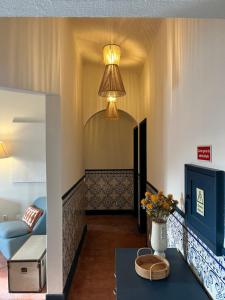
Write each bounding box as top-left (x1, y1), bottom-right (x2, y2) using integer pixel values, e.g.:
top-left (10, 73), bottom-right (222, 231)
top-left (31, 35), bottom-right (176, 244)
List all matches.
top-left (0, 18), bottom-right (84, 294)
top-left (0, 18), bottom-right (60, 93)
top-left (45, 94), bottom-right (62, 295)
top-left (0, 18), bottom-right (84, 192)
top-left (60, 19), bottom-right (85, 193)
top-left (0, 89), bottom-right (46, 220)
top-left (84, 110), bottom-right (136, 169)
top-left (145, 19), bottom-right (225, 211)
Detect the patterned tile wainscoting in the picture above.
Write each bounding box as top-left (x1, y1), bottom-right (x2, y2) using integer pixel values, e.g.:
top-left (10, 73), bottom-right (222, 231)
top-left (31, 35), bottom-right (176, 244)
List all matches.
top-left (62, 176), bottom-right (87, 286)
top-left (85, 169), bottom-right (134, 210)
top-left (167, 212), bottom-right (225, 300)
top-left (146, 182), bottom-right (225, 300)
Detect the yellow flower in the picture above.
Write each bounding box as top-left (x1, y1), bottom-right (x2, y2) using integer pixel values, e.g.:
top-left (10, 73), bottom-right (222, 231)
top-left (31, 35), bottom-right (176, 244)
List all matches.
top-left (145, 191), bottom-right (151, 198)
top-left (141, 199), bottom-right (147, 205)
top-left (158, 191), bottom-right (164, 197)
top-left (167, 194), bottom-right (173, 200)
top-left (151, 194), bottom-right (158, 203)
top-left (146, 203), bottom-right (153, 210)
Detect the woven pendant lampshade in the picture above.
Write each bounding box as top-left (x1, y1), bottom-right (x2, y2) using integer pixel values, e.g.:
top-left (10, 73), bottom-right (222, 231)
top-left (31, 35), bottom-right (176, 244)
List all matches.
top-left (105, 100), bottom-right (119, 120)
top-left (0, 142), bottom-right (9, 159)
top-left (103, 44), bottom-right (121, 65)
top-left (98, 64), bottom-right (126, 98)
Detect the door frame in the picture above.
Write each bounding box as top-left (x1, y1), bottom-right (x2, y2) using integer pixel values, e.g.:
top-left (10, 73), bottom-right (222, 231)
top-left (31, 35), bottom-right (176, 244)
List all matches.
top-left (138, 118), bottom-right (147, 233)
top-left (133, 126), bottom-right (138, 216)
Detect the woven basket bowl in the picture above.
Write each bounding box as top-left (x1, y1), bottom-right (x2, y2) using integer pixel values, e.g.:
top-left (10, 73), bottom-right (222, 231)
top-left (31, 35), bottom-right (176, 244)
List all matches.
top-left (135, 254), bottom-right (170, 280)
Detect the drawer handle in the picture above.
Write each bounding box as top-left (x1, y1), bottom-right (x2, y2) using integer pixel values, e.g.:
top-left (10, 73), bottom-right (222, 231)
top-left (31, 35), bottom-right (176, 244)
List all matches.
top-left (113, 288), bottom-right (117, 296)
top-left (21, 267), bottom-right (27, 273)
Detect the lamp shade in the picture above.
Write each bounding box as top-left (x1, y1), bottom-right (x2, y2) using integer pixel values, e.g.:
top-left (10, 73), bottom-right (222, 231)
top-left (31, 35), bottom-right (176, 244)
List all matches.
top-left (105, 100), bottom-right (119, 120)
top-left (103, 44), bottom-right (121, 65)
top-left (98, 64), bottom-right (126, 98)
top-left (0, 142), bottom-right (9, 159)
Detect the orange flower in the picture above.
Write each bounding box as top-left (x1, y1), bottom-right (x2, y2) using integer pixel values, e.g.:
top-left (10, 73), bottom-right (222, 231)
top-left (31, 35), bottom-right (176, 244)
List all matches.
top-left (146, 203), bottom-right (153, 210)
top-left (151, 194), bottom-right (158, 203)
top-left (141, 199), bottom-right (147, 206)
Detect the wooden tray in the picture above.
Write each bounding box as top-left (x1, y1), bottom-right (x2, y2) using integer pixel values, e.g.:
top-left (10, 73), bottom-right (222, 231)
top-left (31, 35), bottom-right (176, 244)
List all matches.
top-left (135, 254), bottom-right (170, 280)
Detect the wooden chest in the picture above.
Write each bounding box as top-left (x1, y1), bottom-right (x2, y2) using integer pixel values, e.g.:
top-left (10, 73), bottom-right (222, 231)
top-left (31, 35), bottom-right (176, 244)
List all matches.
top-left (8, 235), bottom-right (46, 293)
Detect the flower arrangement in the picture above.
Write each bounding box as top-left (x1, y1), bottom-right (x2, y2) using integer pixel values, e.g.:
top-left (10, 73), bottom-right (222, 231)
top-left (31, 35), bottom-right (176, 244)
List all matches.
top-left (141, 191), bottom-right (178, 223)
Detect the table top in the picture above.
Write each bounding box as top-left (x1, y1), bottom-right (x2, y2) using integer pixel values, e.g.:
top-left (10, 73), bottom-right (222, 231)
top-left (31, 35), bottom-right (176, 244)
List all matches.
top-left (11, 235), bottom-right (46, 261)
top-left (115, 248), bottom-right (210, 300)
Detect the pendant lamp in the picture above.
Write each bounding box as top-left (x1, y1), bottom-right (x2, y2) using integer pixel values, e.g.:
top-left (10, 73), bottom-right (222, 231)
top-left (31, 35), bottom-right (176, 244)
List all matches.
top-left (0, 142), bottom-right (9, 159)
top-left (98, 44), bottom-right (126, 98)
top-left (103, 44), bottom-right (121, 65)
top-left (98, 64), bottom-right (126, 98)
top-left (105, 97), bottom-right (119, 120)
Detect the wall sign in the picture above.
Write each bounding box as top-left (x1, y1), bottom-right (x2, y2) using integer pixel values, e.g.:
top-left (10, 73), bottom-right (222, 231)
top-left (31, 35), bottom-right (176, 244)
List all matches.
top-left (197, 145), bottom-right (211, 161)
top-left (196, 188), bottom-right (204, 216)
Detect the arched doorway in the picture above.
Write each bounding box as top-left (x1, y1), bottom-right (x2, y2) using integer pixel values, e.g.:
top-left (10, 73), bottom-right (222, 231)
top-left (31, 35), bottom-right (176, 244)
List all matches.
top-left (84, 109), bottom-right (137, 212)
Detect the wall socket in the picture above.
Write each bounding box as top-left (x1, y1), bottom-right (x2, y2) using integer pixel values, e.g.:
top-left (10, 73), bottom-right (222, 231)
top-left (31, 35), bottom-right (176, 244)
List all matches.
top-left (3, 215), bottom-right (8, 221)
top-left (16, 214), bottom-right (21, 220)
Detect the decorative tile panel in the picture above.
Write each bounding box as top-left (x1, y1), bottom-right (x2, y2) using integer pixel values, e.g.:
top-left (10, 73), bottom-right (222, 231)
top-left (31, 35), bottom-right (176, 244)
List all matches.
top-left (63, 177), bottom-right (86, 286)
top-left (85, 169), bottom-right (134, 210)
top-left (146, 181), bottom-right (225, 300)
top-left (167, 212), bottom-right (225, 300)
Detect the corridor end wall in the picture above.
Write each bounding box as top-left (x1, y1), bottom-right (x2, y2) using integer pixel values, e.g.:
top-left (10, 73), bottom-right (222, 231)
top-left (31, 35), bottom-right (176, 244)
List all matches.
top-left (84, 110), bottom-right (136, 211)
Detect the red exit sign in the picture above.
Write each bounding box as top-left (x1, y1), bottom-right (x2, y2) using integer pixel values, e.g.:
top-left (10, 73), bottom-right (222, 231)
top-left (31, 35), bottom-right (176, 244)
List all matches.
top-left (197, 146), bottom-right (211, 161)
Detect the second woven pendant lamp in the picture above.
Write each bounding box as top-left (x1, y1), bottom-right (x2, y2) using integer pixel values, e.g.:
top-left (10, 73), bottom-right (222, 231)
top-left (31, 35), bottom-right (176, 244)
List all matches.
top-left (105, 98), bottom-right (119, 120)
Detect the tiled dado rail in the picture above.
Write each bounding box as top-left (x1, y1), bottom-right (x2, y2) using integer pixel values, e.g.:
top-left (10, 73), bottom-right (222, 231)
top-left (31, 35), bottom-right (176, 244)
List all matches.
top-left (62, 176), bottom-right (87, 287)
top-left (146, 182), bottom-right (225, 300)
top-left (85, 169), bottom-right (134, 210)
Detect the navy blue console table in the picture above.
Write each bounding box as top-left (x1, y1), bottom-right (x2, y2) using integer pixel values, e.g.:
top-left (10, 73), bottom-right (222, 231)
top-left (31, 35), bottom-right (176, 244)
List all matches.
top-left (115, 248), bottom-right (209, 300)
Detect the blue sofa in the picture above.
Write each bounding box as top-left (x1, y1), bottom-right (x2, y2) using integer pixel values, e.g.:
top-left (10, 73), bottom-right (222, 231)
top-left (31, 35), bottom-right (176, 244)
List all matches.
top-left (0, 197), bottom-right (47, 259)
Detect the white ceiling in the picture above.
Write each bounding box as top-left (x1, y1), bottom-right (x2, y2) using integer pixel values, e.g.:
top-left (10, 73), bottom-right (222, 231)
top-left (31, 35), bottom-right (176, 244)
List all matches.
top-left (1, 0), bottom-right (225, 18)
top-left (72, 18), bottom-right (162, 67)
top-left (2, 2), bottom-right (225, 66)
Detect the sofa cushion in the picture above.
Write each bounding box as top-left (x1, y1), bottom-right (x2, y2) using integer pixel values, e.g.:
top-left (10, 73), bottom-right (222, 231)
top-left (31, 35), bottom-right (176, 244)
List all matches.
top-left (0, 220), bottom-right (30, 238)
top-left (22, 206), bottom-right (43, 229)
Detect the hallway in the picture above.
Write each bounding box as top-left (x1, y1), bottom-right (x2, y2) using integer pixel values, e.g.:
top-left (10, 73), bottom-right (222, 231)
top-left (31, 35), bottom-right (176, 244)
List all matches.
top-left (68, 215), bottom-right (146, 300)
top-left (0, 16), bottom-right (225, 300)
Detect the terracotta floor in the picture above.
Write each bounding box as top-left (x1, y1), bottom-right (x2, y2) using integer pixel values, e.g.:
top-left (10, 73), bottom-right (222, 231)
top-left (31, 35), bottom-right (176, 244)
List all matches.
top-left (0, 253), bottom-right (45, 300)
top-left (68, 215), bottom-right (146, 300)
